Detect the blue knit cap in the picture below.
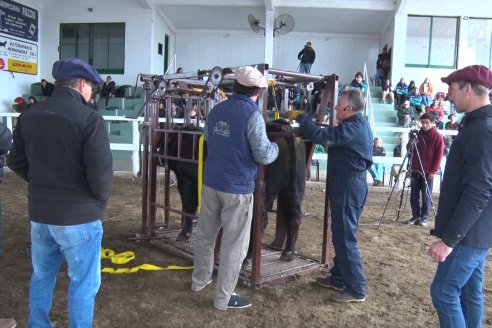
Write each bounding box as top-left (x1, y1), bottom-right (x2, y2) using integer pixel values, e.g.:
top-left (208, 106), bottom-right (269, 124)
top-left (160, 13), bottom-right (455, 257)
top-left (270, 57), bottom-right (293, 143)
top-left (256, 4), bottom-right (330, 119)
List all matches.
top-left (52, 58), bottom-right (104, 87)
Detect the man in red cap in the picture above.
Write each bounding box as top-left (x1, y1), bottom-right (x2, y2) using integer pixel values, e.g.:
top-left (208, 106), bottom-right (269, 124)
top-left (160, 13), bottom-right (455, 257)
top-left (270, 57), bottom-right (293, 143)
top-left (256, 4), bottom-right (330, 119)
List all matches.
top-left (7, 58), bottom-right (112, 327)
top-left (428, 65), bottom-right (492, 327)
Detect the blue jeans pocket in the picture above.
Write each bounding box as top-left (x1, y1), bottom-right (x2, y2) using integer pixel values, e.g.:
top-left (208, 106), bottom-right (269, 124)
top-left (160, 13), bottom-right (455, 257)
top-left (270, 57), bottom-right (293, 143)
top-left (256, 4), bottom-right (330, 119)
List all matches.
top-left (53, 224), bottom-right (90, 247)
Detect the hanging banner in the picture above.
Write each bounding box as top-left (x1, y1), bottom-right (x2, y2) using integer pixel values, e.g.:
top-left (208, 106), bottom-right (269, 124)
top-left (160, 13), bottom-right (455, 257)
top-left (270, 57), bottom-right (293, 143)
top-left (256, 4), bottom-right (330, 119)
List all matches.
top-left (0, 35), bottom-right (37, 74)
top-left (0, 0), bottom-right (38, 42)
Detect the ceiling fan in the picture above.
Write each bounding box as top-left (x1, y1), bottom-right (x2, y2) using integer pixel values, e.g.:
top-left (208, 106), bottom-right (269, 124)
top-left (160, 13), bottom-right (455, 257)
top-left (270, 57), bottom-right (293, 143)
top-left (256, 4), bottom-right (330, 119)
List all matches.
top-left (247, 13), bottom-right (295, 37)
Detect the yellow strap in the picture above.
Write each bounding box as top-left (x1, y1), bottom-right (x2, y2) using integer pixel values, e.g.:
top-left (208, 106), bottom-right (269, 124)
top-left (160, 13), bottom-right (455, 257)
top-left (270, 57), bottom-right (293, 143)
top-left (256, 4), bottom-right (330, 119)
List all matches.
top-left (101, 248), bottom-right (135, 264)
top-left (101, 264), bottom-right (193, 274)
top-left (198, 135), bottom-right (205, 213)
top-left (101, 248), bottom-right (192, 274)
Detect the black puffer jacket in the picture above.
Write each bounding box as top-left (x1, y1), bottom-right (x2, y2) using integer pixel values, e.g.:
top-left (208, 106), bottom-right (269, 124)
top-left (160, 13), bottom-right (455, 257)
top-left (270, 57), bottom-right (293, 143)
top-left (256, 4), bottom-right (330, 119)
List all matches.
top-left (0, 123), bottom-right (13, 182)
top-left (7, 87), bottom-right (113, 225)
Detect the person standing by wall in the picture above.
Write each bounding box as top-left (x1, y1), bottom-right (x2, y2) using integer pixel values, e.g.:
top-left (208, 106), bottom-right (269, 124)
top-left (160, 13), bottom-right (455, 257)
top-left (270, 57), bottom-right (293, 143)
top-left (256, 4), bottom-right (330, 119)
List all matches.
top-left (0, 122), bottom-right (16, 328)
top-left (7, 58), bottom-right (113, 327)
top-left (191, 66), bottom-right (278, 310)
top-left (288, 89), bottom-right (373, 303)
top-left (297, 42), bottom-right (316, 74)
top-left (428, 65), bottom-right (492, 328)
top-left (407, 113), bottom-right (444, 227)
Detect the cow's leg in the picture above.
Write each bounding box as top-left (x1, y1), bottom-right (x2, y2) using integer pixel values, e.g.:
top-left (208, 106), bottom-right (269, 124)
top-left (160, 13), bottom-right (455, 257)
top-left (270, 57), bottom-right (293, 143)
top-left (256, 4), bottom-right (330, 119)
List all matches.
top-left (280, 137), bottom-right (306, 261)
top-left (176, 176), bottom-right (198, 241)
top-left (279, 200), bottom-right (302, 261)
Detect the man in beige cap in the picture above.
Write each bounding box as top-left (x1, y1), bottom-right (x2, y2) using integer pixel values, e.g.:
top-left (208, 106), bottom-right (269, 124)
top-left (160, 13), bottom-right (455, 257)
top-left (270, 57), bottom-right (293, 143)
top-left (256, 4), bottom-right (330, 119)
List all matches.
top-left (191, 66), bottom-right (278, 310)
top-left (428, 65), bottom-right (492, 327)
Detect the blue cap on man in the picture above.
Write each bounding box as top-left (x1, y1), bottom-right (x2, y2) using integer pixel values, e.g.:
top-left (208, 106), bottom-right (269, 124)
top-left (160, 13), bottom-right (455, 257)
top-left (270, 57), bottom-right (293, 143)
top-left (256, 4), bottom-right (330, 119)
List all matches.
top-left (52, 58), bottom-right (104, 87)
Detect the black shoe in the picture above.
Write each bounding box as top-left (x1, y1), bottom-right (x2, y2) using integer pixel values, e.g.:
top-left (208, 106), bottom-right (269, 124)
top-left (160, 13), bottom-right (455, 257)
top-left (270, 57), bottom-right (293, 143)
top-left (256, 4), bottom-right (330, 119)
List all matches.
top-left (332, 290), bottom-right (366, 303)
top-left (416, 219), bottom-right (428, 227)
top-left (407, 217), bottom-right (419, 225)
top-left (315, 276), bottom-right (345, 291)
top-left (227, 293), bottom-right (252, 309)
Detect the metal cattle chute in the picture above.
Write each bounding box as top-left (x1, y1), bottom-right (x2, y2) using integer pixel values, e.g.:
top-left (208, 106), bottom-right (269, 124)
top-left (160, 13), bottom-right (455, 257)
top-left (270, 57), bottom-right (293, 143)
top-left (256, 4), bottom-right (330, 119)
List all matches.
top-left (137, 64), bottom-right (338, 288)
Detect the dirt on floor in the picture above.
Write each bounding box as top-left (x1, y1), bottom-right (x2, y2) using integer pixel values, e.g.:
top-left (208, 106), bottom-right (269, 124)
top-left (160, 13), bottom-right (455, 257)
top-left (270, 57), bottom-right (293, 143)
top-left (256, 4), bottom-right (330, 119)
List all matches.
top-left (0, 173), bottom-right (491, 328)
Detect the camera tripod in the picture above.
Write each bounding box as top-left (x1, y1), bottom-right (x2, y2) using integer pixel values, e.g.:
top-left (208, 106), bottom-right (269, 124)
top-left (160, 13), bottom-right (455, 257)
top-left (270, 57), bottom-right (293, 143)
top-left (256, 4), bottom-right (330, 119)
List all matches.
top-left (378, 134), bottom-right (436, 228)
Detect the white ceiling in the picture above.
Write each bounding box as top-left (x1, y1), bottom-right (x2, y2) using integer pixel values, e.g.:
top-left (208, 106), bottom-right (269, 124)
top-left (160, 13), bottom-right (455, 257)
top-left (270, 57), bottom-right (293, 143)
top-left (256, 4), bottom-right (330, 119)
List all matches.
top-left (34, 0), bottom-right (398, 36)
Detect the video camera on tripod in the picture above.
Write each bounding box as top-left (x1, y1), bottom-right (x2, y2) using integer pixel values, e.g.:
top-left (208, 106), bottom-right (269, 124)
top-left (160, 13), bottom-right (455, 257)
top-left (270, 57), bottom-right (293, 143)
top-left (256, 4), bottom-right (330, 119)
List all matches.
top-left (408, 129), bottom-right (419, 140)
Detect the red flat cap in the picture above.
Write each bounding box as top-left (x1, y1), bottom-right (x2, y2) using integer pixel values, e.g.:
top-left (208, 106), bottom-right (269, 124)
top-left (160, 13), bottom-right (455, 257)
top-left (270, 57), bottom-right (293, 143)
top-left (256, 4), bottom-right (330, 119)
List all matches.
top-left (441, 65), bottom-right (492, 89)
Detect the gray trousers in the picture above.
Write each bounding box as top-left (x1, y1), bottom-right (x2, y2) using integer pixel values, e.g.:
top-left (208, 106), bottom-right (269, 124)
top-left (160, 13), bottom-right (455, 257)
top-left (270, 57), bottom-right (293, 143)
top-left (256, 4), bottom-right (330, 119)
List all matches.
top-left (191, 185), bottom-right (253, 310)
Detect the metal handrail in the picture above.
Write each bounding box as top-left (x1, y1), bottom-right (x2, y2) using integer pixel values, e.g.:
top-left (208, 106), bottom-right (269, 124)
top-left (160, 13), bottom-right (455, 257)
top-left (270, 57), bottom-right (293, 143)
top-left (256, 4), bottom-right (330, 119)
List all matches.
top-left (363, 61), bottom-right (375, 131)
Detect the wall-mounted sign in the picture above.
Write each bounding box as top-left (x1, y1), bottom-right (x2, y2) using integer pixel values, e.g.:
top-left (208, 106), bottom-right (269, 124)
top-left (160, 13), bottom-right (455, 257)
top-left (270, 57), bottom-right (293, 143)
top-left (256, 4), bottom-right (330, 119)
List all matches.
top-left (0, 35), bottom-right (37, 74)
top-left (0, 0), bottom-right (38, 42)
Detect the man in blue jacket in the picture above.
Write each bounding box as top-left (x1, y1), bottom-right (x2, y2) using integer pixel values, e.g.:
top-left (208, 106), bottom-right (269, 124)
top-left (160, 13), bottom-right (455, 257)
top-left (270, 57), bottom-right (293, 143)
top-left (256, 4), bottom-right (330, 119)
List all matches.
top-left (7, 58), bottom-right (113, 327)
top-left (191, 66), bottom-right (278, 310)
top-left (288, 89), bottom-right (373, 303)
top-left (428, 65), bottom-right (492, 328)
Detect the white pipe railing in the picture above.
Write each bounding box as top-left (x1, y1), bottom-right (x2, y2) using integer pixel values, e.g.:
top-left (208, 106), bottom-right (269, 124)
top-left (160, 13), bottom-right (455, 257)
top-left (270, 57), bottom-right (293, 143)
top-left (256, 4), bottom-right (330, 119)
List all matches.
top-left (0, 112), bottom-right (459, 177)
top-left (363, 62), bottom-right (375, 131)
top-left (1, 113), bottom-right (145, 176)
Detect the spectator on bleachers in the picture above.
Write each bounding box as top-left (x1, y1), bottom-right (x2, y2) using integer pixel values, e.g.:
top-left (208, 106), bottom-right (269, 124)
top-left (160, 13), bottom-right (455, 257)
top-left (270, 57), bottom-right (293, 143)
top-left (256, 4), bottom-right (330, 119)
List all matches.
top-left (100, 76), bottom-right (116, 108)
top-left (40, 79), bottom-right (55, 98)
top-left (27, 96), bottom-right (38, 108)
top-left (397, 100), bottom-right (416, 128)
top-left (409, 86), bottom-right (424, 111)
top-left (350, 72), bottom-right (368, 93)
top-left (390, 134), bottom-right (404, 186)
top-left (13, 97), bottom-right (27, 113)
top-left (395, 77), bottom-right (408, 108)
top-left (88, 96), bottom-right (98, 111)
top-left (176, 67), bottom-right (184, 74)
top-left (407, 80), bottom-right (416, 95)
top-left (158, 100), bottom-right (165, 118)
top-left (369, 137), bottom-right (386, 186)
top-left (425, 99), bottom-right (445, 129)
top-left (445, 113), bottom-right (460, 131)
top-left (381, 78), bottom-right (394, 104)
top-left (300, 96), bottom-right (313, 115)
top-left (419, 77), bottom-right (434, 107)
top-left (394, 134), bottom-right (403, 157)
top-left (411, 107), bottom-right (424, 130)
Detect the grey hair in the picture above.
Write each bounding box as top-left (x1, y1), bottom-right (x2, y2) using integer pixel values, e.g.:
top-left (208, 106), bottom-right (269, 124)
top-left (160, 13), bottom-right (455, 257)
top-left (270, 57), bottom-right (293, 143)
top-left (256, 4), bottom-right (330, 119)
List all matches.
top-left (342, 89), bottom-right (365, 112)
top-left (54, 78), bottom-right (82, 88)
top-left (456, 81), bottom-right (490, 97)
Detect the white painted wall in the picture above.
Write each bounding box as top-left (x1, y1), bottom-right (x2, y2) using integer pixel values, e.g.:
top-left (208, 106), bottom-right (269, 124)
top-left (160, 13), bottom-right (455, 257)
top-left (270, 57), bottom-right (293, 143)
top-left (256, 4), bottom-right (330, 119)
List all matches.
top-left (175, 31), bottom-right (380, 86)
top-left (0, 0), bottom-right (176, 112)
top-left (391, 0), bottom-right (492, 95)
top-left (40, 0), bottom-right (154, 85)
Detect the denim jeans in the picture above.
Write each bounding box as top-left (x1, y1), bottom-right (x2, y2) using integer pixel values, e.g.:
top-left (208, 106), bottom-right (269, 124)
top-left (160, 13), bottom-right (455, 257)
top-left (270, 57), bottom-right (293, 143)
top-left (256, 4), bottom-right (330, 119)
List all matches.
top-left (422, 95), bottom-right (432, 107)
top-left (328, 174), bottom-right (368, 298)
top-left (430, 244), bottom-right (489, 328)
top-left (369, 163), bottom-right (385, 182)
top-left (373, 70), bottom-right (384, 86)
top-left (410, 172), bottom-right (433, 221)
top-left (29, 220), bottom-right (103, 328)
top-left (299, 63), bottom-right (312, 74)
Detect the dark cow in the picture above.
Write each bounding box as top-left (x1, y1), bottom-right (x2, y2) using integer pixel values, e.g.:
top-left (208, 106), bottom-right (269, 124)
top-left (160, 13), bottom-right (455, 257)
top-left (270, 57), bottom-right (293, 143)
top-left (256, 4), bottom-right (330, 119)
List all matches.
top-left (158, 125), bottom-right (204, 241)
top-left (159, 120), bottom-right (306, 261)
